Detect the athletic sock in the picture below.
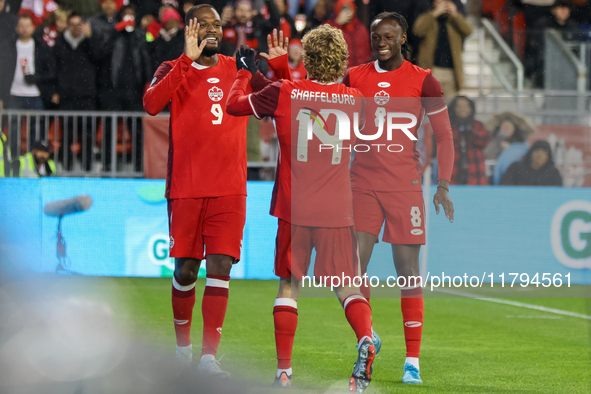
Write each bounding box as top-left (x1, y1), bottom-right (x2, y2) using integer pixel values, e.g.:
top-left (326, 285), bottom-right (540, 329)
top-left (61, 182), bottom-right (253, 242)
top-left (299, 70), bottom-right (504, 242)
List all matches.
top-left (171, 273), bottom-right (196, 347)
top-left (276, 367), bottom-right (293, 378)
top-left (201, 274), bottom-right (230, 357)
top-left (360, 271), bottom-right (371, 303)
top-left (342, 294), bottom-right (373, 343)
top-left (273, 298), bottom-right (298, 370)
top-left (401, 285), bottom-right (424, 358)
top-left (406, 357), bottom-right (419, 370)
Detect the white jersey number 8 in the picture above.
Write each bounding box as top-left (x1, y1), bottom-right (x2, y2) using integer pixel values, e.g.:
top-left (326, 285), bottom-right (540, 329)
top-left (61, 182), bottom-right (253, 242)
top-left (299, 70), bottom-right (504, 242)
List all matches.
top-left (410, 206), bottom-right (422, 227)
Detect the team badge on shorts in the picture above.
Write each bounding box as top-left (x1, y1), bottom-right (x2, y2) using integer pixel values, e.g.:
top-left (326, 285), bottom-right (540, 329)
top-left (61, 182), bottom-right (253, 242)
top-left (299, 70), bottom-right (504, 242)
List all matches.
top-left (374, 90), bottom-right (390, 105)
top-left (209, 86), bottom-right (223, 102)
top-left (169, 236), bottom-right (175, 249)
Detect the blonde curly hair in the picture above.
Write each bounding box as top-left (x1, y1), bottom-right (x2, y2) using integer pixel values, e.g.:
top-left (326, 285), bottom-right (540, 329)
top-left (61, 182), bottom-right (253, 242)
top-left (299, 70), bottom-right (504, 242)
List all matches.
top-left (302, 25), bottom-right (349, 83)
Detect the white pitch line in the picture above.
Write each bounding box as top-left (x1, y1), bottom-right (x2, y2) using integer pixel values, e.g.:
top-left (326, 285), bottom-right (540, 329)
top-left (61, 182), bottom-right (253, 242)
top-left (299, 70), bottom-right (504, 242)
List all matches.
top-left (435, 288), bottom-right (591, 320)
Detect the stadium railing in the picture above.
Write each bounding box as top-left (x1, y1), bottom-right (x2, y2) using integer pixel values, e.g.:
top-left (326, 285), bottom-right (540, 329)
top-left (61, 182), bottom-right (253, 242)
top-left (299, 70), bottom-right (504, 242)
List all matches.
top-left (0, 110), bottom-right (280, 178)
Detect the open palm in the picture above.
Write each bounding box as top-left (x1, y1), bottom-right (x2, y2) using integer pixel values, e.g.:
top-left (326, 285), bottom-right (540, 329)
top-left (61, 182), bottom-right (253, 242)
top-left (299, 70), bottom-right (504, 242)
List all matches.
top-left (185, 18), bottom-right (208, 61)
top-left (260, 29), bottom-right (290, 60)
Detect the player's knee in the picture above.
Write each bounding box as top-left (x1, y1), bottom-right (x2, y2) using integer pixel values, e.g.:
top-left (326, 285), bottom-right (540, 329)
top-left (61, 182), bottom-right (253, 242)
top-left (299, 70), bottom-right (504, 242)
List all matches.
top-left (175, 259), bottom-right (199, 283)
top-left (206, 254), bottom-right (233, 275)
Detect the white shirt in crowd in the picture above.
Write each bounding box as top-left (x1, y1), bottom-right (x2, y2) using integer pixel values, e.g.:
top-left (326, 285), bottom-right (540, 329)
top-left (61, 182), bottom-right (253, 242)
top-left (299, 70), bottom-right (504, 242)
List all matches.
top-left (10, 39), bottom-right (41, 97)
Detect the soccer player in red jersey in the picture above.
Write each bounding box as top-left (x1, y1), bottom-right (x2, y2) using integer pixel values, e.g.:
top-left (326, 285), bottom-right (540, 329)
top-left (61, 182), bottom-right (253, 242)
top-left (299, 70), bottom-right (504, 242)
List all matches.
top-left (227, 26), bottom-right (376, 392)
top-left (341, 12), bottom-right (455, 384)
top-left (143, 5), bottom-right (291, 376)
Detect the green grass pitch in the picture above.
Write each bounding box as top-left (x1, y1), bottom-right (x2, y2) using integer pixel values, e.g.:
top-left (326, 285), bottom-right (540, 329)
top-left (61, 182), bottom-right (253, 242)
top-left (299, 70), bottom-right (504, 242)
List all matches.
top-left (51, 277), bottom-right (591, 393)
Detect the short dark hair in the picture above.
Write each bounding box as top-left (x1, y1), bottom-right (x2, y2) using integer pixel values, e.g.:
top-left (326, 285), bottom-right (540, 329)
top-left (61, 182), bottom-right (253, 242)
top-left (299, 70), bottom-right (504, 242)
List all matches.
top-left (17, 13), bottom-right (33, 23)
top-left (68, 12), bottom-right (81, 21)
top-left (185, 4), bottom-right (217, 26)
top-left (120, 4), bottom-right (136, 15)
top-left (372, 12), bottom-right (411, 60)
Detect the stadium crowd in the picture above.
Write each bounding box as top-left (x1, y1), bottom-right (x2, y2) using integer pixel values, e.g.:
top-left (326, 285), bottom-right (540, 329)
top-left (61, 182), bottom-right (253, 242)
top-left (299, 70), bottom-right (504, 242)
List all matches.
top-left (0, 0), bottom-right (580, 185)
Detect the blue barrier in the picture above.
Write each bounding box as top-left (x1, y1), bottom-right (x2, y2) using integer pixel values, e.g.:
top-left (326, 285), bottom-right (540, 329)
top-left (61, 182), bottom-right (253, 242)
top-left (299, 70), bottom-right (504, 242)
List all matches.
top-left (0, 179), bottom-right (589, 283)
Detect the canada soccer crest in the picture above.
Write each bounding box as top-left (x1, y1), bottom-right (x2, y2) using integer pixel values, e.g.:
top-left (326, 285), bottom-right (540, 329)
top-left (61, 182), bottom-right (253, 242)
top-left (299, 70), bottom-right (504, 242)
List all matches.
top-left (374, 90), bottom-right (389, 105)
top-left (208, 86), bottom-right (223, 102)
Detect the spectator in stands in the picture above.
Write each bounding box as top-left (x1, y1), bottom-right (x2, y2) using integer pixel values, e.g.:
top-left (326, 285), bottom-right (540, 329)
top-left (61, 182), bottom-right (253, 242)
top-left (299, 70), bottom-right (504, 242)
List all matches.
top-left (12, 139), bottom-right (55, 177)
top-left (53, 12), bottom-right (101, 170)
top-left (89, 0), bottom-right (120, 42)
top-left (484, 111), bottom-right (535, 185)
top-left (102, 4), bottom-right (152, 172)
top-left (413, 0), bottom-right (472, 97)
top-left (33, 8), bottom-right (68, 48)
top-left (0, 0), bottom-right (19, 110)
top-left (500, 140), bottom-right (562, 186)
top-left (324, 0), bottom-right (370, 68)
top-left (6, 14), bottom-right (55, 112)
top-left (221, 0), bottom-right (280, 60)
top-left (524, 0), bottom-right (580, 87)
top-left (519, 0), bottom-right (554, 29)
top-left (303, 0), bottom-right (328, 33)
top-left (273, 0), bottom-right (296, 39)
top-left (287, 0), bottom-right (319, 17)
top-left (5, 14), bottom-right (56, 154)
top-left (150, 7), bottom-right (184, 70)
top-left (448, 96), bottom-right (491, 185)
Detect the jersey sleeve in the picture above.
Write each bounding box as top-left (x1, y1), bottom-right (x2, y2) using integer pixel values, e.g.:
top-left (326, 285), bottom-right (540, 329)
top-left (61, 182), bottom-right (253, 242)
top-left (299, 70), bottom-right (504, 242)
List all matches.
top-left (143, 54), bottom-right (192, 116)
top-left (226, 69), bottom-right (282, 119)
top-left (421, 72), bottom-right (454, 183)
top-left (342, 69), bottom-right (351, 87)
top-left (266, 53), bottom-right (292, 81)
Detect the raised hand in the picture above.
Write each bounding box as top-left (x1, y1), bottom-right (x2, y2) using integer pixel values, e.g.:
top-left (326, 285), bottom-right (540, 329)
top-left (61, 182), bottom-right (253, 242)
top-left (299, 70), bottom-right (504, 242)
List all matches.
top-left (235, 45), bottom-right (258, 75)
top-left (260, 29), bottom-right (290, 61)
top-left (185, 18), bottom-right (208, 61)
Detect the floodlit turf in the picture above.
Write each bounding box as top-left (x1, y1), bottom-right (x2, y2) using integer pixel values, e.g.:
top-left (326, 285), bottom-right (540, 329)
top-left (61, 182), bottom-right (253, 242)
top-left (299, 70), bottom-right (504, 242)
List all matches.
top-left (44, 276), bottom-right (591, 393)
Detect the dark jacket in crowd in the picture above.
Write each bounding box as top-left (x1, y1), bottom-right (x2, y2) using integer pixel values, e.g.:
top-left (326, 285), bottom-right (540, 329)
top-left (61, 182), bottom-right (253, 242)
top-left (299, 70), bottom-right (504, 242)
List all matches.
top-left (500, 140), bottom-right (563, 186)
top-left (0, 9), bottom-right (18, 105)
top-left (53, 32), bottom-right (101, 103)
top-left (150, 30), bottom-right (184, 72)
top-left (108, 28), bottom-right (152, 91)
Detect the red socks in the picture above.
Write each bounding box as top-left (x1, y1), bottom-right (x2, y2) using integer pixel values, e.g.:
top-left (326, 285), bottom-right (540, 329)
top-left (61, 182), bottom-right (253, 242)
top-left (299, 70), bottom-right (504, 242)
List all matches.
top-left (401, 286), bottom-right (424, 358)
top-left (342, 295), bottom-right (373, 343)
top-left (171, 273), bottom-right (196, 347)
top-left (201, 274), bottom-right (230, 357)
top-left (273, 298), bottom-right (298, 369)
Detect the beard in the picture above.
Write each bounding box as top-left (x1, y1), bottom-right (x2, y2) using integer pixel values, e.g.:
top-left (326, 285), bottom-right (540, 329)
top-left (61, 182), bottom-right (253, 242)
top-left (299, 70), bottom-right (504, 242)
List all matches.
top-left (199, 38), bottom-right (222, 57)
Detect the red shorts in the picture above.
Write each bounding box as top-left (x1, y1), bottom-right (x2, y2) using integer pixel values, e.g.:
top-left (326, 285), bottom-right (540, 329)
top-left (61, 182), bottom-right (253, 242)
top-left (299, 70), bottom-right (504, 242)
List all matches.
top-left (352, 189), bottom-right (426, 245)
top-left (167, 195), bottom-right (246, 261)
top-left (274, 219), bottom-right (360, 280)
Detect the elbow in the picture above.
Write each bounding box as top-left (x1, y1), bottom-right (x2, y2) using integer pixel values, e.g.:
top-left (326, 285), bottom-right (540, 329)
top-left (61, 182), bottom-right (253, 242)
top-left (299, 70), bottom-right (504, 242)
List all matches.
top-left (143, 101), bottom-right (160, 116)
top-left (225, 100), bottom-right (238, 116)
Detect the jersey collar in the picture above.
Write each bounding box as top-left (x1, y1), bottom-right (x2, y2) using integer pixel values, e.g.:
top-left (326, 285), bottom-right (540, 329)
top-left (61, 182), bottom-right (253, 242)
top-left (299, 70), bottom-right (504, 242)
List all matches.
top-left (374, 60), bottom-right (406, 73)
top-left (192, 61), bottom-right (210, 70)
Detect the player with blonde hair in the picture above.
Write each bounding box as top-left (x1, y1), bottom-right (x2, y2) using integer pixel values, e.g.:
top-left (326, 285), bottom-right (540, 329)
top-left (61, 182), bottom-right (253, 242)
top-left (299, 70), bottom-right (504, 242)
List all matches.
top-left (227, 25), bottom-right (376, 392)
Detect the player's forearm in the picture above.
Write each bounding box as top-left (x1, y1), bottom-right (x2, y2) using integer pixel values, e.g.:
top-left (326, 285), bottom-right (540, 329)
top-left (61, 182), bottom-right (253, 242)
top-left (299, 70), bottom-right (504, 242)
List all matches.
top-left (227, 70), bottom-right (255, 116)
top-left (430, 108), bottom-right (454, 183)
top-left (267, 54), bottom-right (292, 82)
top-left (251, 70), bottom-right (274, 92)
top-left (143, 54), bottom-right (192, 116)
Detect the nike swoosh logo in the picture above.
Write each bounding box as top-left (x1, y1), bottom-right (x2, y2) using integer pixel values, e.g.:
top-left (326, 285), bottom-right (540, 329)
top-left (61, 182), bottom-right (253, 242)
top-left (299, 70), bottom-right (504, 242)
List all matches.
top-left (174, 319), bottom-right (189, 325)
top-left (240, 57), bottom-right (248, 68)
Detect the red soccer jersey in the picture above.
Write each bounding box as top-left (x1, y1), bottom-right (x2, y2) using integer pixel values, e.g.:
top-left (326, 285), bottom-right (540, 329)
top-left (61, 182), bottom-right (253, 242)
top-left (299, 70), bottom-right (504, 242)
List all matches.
top-left (227, 71), bottom-right (364, 228)
top-left (342, 60), bottom-right (454, 192)
top-left (144, 53), bottom-right (249, 199)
